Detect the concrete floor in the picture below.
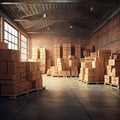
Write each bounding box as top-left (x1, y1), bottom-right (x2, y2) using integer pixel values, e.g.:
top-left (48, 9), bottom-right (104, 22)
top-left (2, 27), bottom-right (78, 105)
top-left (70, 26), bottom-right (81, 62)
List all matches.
top-left (0, 75), bottom-right (120, 120)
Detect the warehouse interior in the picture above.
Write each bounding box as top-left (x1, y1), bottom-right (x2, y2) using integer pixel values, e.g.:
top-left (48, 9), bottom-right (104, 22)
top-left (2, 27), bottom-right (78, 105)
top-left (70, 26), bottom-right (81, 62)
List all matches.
top-left (0, 0), bottom-right (120, 120)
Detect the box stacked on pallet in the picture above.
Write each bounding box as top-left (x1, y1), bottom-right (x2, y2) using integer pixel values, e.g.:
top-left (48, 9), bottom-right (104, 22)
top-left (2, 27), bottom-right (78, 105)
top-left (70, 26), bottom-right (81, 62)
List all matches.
top-left (32, 48), bottom-right (39, 60)
top-left (47, 58), bottom-right (51, 70)
top-left (57, 58), bottom-right (70, 77)
top-left (40, 48), bottom-right (46, 73)
top-left (75, 44), bottom-right (81, 59)
top-left (83, 45), bottom-right (94, 57)
top-left (104, 54), bottom-right (120, 87)
top-left (26, 62), bottom-right (43, 89)
top-left (50, 66), bottom-right (58, 76)
top-left (54, 44), bottom-right (61, 66)
top-left (67, 44), bottom-right (71, 57)
top-left (68, 55), bottom-right (79, 77)
top-left (79, 50), bottom-right (111, 83)
top-left (0, 41), bottom-right (8, 49)
top-left (0, 49), bottom-right (24, 95)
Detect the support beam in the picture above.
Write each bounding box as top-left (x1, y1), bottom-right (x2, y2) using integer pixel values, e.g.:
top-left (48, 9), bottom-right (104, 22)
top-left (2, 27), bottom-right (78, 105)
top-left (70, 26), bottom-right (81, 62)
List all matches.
top-left (0, 0), bottom-right (119, 5)
top-left (14, 18), bottom-right (105, 22)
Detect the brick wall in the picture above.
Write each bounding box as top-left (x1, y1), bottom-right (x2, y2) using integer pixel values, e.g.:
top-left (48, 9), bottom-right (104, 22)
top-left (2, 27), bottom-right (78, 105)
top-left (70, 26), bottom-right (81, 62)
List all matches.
top-left (29, 34), bottom-right (89, 64)
top-left (90, 13), bottom-right (120, 53)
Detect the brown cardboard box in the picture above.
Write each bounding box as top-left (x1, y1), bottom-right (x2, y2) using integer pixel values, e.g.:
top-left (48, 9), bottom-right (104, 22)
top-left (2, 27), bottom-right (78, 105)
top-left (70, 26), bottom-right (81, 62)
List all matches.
top-left (0, 49), bottom-right (20, 61)
top-left (27, 71), bottom-right (41, 81)
top-left (31, 80), bottom-right (43, 89)
top-left (111, 77), bottom-right (120, 86)
top-left (71, 71), bottom-right (78, 76)
top-left (104, 75), bottom-right (111, 84)
top-left (0, 42), bottom-right (8, 49)
top-left (109, 59), bottom-right (120, 66)
top-left (111, 68), bottom-right (120, 77)
top-left (26, 62), bottom-right (39, 72)
top-left (85, 68), bottom-right (95, 75)
top-left (8, 67), bottom-right (26, 74)
top-left (97, 50), bottom-right (111, 57)
top-left (0, 62), bottom-right (7, 74)
top-left (1, 83), bottom-right (21, 95)
top-left (20, 81), bottom-right (30, 92)
top-left (0, 74), bottom-right (20, 80)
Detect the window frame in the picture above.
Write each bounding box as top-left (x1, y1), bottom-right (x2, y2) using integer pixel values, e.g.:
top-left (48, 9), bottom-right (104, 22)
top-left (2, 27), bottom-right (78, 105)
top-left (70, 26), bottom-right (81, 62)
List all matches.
top-left (21, 34), bottom-right (28, 61)
top-left (4, 21), bottom-right (19, 50)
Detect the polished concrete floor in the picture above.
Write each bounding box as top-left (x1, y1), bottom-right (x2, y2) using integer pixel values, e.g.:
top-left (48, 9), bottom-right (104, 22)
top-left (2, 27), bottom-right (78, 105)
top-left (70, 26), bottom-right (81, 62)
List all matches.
top-left (0, 75), bottom-right (120, 120)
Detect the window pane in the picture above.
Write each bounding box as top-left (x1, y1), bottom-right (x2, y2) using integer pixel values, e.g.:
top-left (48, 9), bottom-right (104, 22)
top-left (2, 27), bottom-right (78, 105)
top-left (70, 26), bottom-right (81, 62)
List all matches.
top-left (15, 45), bottom-right (17, 50)
top-left (8, 42), bottom-right (12, 49)
top-left (4, 31), bottom-right (8, 39)
top-left (12, 36), bottom-right (14, 43)
top-left (9, 34), bottom-right (12, 42)
top-left (4, 21), bottom-right (18, 51)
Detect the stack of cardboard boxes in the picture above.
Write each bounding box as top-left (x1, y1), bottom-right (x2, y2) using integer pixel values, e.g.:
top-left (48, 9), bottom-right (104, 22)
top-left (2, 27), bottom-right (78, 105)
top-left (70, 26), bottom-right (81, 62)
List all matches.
top-left (0, 42), bottom-right (43, 96)
top-left (104, 54), bottom-right (120, 87)
top-left (79, 50), bottom-right (111, 83)
top-left (75, 44), bottom-right (81, 59)
top-left (83, 45), bottom-right (94, 57)
top-left (68, 56), bottom-right (79, 76)
top-left (39, 48), bottom-right (46, 73)
top-left (26, 62), bottom-right (43, 89)
top-left (32, 48), bottom-right (39, 60)
top-left (54, 44), bottom-right (61, 66)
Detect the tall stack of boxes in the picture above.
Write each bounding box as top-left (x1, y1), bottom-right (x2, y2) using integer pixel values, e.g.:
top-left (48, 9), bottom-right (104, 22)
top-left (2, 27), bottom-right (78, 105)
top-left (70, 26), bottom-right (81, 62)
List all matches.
top-left (75, 44), bottom-right (81, 59)
top-left (32, 48), bottom-right (39, 60)
top-left (83, 45), bottom-right (94, 57)
top-left (39, 48), bottom-right (46, 73)
top-left (26, 62), bottom-right (43, 89)
top-left (68, 56), bottom-right (79, 76)
top-left (79, 50), bottom-right (111, 83)
top-left (0, 42), bottom-right (43, 96)
top-left (54, 44), bottom-right (61, 66)
top-left (104, 54), bottom-right (120, 87)
top-left (57, 58), bottom-right (70, 77)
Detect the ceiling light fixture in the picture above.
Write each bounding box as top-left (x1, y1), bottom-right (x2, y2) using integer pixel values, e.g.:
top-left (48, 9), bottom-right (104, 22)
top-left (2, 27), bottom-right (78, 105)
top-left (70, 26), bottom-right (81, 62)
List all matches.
top-left (70, 26), bottom-right (72, 29)
top-left (43, 13), bottom-right (47, 18)
top-left (90, 7), bottom-right (94, 11)
top-left (47, 27), bottom-right (50, 30)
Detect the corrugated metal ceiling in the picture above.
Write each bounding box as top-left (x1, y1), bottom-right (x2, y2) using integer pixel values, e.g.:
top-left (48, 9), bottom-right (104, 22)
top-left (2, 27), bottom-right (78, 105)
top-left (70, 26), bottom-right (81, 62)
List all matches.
top-left (0, 0), bottom-right (120, 37)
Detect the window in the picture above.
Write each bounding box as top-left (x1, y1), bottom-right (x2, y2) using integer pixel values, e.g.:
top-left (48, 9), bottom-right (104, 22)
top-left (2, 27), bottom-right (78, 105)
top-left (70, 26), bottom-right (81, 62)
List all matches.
top-left (4, 21), bottom-right (18, 50)
top-left (21, 35), bottom-right (28, 61)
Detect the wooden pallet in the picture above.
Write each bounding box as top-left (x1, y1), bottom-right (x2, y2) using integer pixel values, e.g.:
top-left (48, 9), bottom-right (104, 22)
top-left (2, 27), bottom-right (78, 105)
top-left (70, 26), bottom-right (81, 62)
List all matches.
top-left (110, 84), bottom-right (120, 89)
top-left (0, 86), bottom-right (45, 99)
top-left (104, 82), bottom-right (111, 86)
top-left (83, 81), bottom-right (104, 85)
top-left (52, 76), bottom-right (72, 77)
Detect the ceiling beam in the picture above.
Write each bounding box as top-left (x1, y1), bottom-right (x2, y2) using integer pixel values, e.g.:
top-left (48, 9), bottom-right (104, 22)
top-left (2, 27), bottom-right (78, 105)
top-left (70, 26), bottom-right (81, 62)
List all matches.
top-left (0, 0), bottom-right (119, 5)
top-left (14, 18), bottom-right (105, 22)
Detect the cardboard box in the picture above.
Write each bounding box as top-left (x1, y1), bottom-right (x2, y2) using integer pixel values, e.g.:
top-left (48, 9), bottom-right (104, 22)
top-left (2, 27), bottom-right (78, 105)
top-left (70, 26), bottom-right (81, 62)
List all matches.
top-left (111, 77), bottom-right (120, 86)
top-left (27, 71), bottom-right (41, 81)
top-left (26, 62), bottom-right (39, 72)
top-left (8, 67), bottom-right (26, 74)
top-left (0, 42), bottom-right (8, 49)
top-left (109, 59), bottom-right (120, 66)
top-left (0, 83), bottom-right (21, 95)
top-left (0, 74), bottom-right (20, 80)
top-left (0, 62), bottom-right (7, 74)
top-left (104, 75), bottom-right (111, 84)
top-left (31, 79), bottom-right (43, 89)
top-left (71, 71), bottom-right (78, 76)
top-left (20, 81), bottom-right (30, 92)
top-left (97, 50), bottom-right (111, 57)
top-left (111, 68), bottom-right (120, 77)
top-left (0, 49), bottom-right (20, 61)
